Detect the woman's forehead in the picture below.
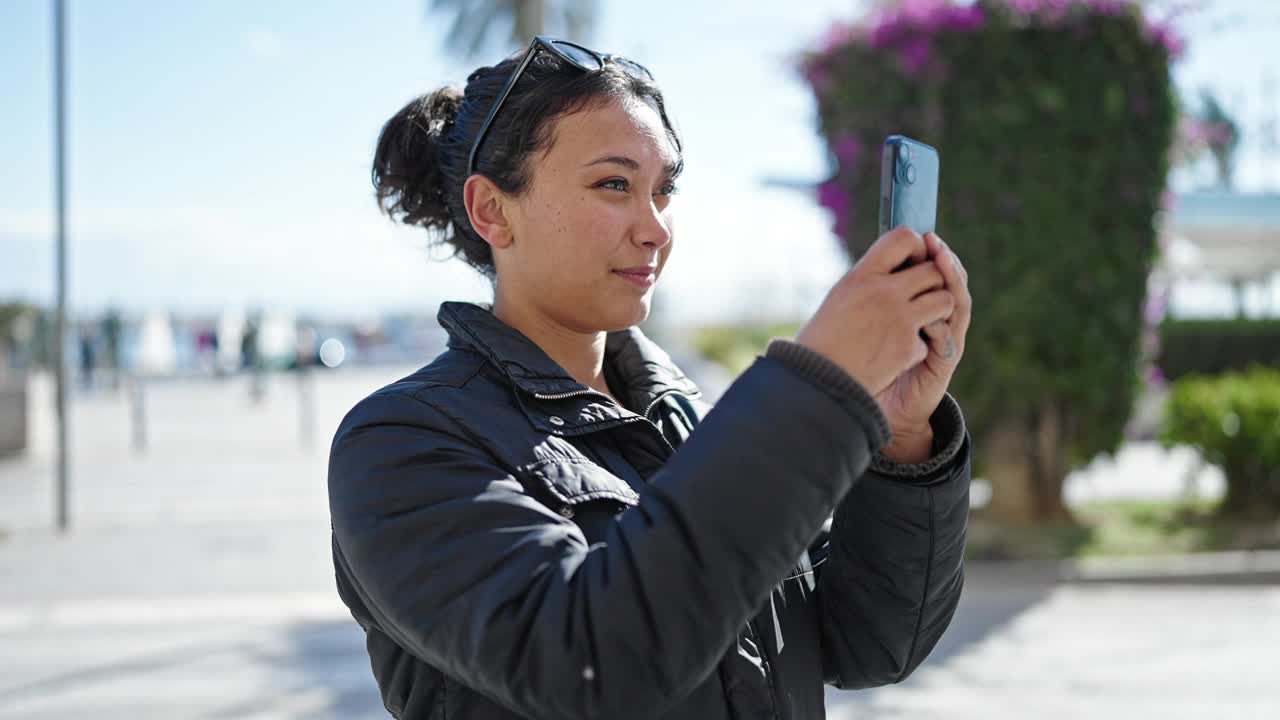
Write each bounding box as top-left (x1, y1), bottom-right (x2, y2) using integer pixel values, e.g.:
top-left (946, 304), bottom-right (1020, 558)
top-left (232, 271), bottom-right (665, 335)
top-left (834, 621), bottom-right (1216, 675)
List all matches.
top-left (546, 98), bottom-right (678, 171)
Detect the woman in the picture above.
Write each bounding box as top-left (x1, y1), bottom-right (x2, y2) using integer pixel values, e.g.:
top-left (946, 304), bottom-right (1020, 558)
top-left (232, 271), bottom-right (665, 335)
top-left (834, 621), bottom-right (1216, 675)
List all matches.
top-left (329, 36), bottom-right (972, 720)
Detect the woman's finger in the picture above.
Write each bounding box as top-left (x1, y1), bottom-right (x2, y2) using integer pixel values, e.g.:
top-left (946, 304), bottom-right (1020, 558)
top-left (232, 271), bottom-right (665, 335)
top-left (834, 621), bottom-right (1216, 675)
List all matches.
top-left (943, 245), bottom-right (972, 340)
top-left (922, 319), bottom-right (955, 360)
top-left (952, 249), bottom-right (968, 286)
top-left (932, 239), bottom-right (971, 355)
top-left (930, 236), bottom-right (961, 284)
top-left (896, 261), bottom-right (947, 300)
top-left (925, 232), bottom-right (946, 263)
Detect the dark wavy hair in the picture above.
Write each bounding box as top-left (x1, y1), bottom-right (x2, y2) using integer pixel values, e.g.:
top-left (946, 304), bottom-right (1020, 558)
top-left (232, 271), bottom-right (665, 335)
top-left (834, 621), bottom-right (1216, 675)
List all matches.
top-left (371, 46), bottom-right (683, 280)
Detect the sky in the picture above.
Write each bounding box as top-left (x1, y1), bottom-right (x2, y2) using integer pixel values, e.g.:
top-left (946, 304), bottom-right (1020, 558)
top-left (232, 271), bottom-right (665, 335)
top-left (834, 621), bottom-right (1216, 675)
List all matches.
top-left (2, 0), bottom-right (1279, 322)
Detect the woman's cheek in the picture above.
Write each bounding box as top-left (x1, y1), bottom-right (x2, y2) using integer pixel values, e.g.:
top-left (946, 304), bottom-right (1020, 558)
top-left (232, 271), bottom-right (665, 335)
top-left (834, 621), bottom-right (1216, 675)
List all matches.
top-left (583, 209), bottom-right (627, 250)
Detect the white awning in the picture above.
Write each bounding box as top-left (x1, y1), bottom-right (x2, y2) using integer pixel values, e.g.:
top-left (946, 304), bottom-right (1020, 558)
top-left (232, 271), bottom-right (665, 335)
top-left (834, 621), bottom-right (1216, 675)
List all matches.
top-left (1161, 192), bottom-right (1280, 284)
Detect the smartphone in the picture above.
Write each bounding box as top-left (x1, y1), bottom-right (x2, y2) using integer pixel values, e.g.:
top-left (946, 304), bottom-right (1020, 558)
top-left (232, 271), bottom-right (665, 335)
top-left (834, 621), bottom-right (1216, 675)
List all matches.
top-left (879, 135), bottom-right (940, 343)
top-left (878, 135), bottom-right (939, 238)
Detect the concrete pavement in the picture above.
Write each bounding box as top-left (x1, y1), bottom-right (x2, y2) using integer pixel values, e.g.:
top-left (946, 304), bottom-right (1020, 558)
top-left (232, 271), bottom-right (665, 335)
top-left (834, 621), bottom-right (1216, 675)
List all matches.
top-left (826, 564), bottom-right (1280, 719)
top-left (1, 369), bottom-right (391, 718)
top-left (1, 368), bottom-right (1276, 718)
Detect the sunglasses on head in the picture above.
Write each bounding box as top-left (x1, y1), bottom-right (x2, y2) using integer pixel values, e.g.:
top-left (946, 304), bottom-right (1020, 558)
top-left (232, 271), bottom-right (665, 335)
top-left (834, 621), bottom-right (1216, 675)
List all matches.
top-left (467, 36), bottom-right (656, 176)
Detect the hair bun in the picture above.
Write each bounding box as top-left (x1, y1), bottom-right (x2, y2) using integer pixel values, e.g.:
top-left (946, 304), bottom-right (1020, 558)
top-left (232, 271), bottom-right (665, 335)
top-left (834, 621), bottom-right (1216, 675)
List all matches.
top-left (372, 87), bottom-right (464, 232)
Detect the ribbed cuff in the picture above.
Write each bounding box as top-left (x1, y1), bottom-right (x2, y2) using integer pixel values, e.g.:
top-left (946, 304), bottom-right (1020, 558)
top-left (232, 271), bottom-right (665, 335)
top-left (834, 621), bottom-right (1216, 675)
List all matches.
top-left (868, 391), bottom-right (968, 484)
top-left (764, 339), bottom-right (892, 451)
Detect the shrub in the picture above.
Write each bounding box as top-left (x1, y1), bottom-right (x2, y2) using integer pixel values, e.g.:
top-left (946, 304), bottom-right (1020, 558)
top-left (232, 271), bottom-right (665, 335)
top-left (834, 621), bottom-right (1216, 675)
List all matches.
top-left (802, 0), bottom-right (1180, 521)
top-left (1158, 318), bottom-right (1280, 381)
top-left (1159, 366), bottom-right (1280, 520)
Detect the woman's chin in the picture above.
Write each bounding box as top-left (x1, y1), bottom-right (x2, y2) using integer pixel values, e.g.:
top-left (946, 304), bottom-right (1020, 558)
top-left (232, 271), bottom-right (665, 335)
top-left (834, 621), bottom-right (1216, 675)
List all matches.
top-left (599, 296), bottom-right (651, 331)
top-left (628, 295), bottom-right (653, 324)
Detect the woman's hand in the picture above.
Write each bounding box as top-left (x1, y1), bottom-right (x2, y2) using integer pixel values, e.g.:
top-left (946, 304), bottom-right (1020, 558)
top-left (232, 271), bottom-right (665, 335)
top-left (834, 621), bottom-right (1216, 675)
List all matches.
top-left (795, 227), bottom-right (956, 399)
top-left (875, 232), bottom-right (971, 463)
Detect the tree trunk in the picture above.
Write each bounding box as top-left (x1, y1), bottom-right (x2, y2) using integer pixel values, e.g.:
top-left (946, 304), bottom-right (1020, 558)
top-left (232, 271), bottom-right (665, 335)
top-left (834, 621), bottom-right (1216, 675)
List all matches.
top-left (980, 402), bottom-right (1076, 526)
top-left (1219, 459), bottom-right (1280, 522)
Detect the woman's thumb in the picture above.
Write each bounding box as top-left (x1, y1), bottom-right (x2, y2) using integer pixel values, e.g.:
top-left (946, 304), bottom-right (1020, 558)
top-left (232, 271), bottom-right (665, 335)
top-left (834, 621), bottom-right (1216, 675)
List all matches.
top-left (865, 226), bottom-right (928, 275)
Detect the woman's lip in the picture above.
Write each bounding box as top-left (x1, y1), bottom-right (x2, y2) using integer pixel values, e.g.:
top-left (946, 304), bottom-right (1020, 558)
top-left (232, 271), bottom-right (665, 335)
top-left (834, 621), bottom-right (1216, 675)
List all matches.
top-left (613, 269), bottom-right (656, 288)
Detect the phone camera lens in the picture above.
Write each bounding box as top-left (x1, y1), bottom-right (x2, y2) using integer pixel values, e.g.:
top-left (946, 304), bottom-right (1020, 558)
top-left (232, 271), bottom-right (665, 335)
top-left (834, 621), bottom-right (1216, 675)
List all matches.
top-left (898, 162), bottom-right (916, 184)
top-left (899, 144), bottom-right (912, 162)
top-left (905, 164), bottom-right (917, 184)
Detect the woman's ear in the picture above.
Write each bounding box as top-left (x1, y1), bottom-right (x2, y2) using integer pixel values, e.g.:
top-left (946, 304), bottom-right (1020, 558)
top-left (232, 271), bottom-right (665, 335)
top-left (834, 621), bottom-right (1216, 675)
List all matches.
top-left (463, 175), bottom-right (514, 250)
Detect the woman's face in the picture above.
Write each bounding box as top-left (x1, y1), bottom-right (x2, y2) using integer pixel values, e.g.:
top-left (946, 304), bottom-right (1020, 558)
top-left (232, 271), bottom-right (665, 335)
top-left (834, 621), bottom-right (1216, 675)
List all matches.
top-left (496, 96), bottom-right (679, 333)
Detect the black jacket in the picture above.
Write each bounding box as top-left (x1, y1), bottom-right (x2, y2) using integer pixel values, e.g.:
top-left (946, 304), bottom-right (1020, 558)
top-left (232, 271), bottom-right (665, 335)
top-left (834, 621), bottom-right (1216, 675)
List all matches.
top-left (328, 301), bottom-right (970, 720)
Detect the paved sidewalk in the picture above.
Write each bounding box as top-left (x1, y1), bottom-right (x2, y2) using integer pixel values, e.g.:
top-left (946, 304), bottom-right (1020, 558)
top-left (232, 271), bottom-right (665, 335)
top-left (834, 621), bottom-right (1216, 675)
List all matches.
top-left (826, 565), bottom-right (1280, 720)
top-left (1063, 549), bottom-right (1280, 585)
top-left (0, 369), bottom-right (398, 718)
top-left (1, 369), bottom-right (1276, 718)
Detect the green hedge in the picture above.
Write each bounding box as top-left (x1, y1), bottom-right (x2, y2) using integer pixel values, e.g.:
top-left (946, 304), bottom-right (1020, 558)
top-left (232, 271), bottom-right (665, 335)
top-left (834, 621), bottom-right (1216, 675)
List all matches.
top-left (1159, 366), bottom-right (1280, 519)
top-left (804, 0), bottom-right (1179, 477)
top-left (692, 323), bottom-right (800, 376)
top-left (1158, 318), bottom-right (1280, 382)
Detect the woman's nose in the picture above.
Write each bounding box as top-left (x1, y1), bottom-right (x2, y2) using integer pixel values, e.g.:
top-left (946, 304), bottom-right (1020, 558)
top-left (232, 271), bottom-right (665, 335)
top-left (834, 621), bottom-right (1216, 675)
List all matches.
top-left (634, 200), bottom-right (672, 249)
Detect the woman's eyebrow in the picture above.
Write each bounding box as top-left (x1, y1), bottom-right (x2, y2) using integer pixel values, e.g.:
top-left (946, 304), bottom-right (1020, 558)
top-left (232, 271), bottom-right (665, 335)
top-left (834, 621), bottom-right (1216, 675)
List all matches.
top-left (584, 154), bottom-right (683, 178)
top-left (584, 154), bottom-right (641, 170)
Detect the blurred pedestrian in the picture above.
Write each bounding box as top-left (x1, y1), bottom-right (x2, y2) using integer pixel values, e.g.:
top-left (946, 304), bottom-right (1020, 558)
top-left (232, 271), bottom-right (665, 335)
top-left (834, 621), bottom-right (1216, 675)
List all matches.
top-left (241, 312), bottom-right (264, 402)
top-left (78, 323), bottom-right (97, 390)
top-left (102, 307), bottom-right (123, 390)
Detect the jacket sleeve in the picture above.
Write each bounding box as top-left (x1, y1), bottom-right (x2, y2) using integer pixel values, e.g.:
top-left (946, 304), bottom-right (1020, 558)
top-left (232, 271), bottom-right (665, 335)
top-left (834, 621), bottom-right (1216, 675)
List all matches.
top-left (815, 391), bottom-right (970, 689)
top-left (327, 354), bottom-right (893, 720)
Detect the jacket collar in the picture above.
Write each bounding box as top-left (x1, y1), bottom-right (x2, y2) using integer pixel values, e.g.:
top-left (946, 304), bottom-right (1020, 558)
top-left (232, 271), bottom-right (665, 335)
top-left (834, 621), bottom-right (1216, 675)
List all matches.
top-left (437, 301), bottom-right (700, 414)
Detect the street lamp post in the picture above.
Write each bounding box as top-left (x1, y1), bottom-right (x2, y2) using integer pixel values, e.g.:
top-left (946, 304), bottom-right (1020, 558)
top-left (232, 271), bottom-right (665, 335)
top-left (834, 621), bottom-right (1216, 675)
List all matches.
top-left (53, 0), bottom-right (70, 532)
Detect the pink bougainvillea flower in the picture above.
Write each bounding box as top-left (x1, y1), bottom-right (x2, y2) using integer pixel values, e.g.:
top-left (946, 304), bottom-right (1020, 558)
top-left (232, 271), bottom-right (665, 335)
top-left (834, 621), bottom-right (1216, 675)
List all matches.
top-left (1085, 0), bottom-right (1131, 17)
top-left (803, 60), bottom-right (832, 93)
top-left (1143, 291), bottom-right (1168, 325)
top-left (817, 179), bottom-right (848, 214)
top-left (939, 4), bottom-right (987, 32)
top-left (819, 22), bottom-right (857, 53)
top-left (1148, 22), bottom-right (1186, 59)
top-left (817, 179), bottom-right (851, 236)
top-left (1145, 364), bottom-right (1165, 387)
top-left (900, 35), bottom-right (934, 75)
top-left (834, 135), bottom-right (863, 166)
top-left (868, 13), bottom-right (905, 49)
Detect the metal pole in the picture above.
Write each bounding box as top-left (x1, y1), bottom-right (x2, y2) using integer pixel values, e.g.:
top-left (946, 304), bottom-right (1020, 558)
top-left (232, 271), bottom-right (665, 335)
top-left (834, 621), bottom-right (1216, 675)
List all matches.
top-left (130, 374), bottom-right (146, 453)
top-left (297, 365), bottom-right (314, 449)
top-left (53, 0), bottom-right (70, 532)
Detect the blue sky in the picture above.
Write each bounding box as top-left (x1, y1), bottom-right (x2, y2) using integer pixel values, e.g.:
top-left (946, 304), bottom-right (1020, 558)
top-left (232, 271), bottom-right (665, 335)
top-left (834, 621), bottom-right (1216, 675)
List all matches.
top-left (3, 0), bottom-right (1278, 320)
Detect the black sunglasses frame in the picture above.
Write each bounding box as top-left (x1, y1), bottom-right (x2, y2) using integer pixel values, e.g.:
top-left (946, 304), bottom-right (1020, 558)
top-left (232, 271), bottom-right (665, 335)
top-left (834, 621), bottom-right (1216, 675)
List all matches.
top-left (466, 36), bottom-right (654, 176)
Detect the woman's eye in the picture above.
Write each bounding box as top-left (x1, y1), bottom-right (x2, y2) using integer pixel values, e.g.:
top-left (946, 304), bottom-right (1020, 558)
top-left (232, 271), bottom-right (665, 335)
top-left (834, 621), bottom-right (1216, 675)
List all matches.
top-left (597, 178), bottom-right (678, 196)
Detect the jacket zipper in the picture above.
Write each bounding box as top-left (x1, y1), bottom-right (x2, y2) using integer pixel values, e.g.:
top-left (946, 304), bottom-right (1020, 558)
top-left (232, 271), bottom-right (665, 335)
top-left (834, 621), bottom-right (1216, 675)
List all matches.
top-left (532, 388), bottom-right (695, 423)
top-left (747, 618), bottom-right (783, 719)
top-left (533, 389), bottom-right (693, 459)
top-left (644, 389), bottom-right (697, 421)
top-left (532, 388), bottom-right (612, 401)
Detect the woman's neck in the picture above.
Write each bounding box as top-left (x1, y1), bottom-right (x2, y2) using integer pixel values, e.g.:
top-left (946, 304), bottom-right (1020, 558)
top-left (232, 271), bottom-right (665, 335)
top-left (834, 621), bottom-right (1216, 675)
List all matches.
top-left (491, 295), bottom-right (617, 403)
